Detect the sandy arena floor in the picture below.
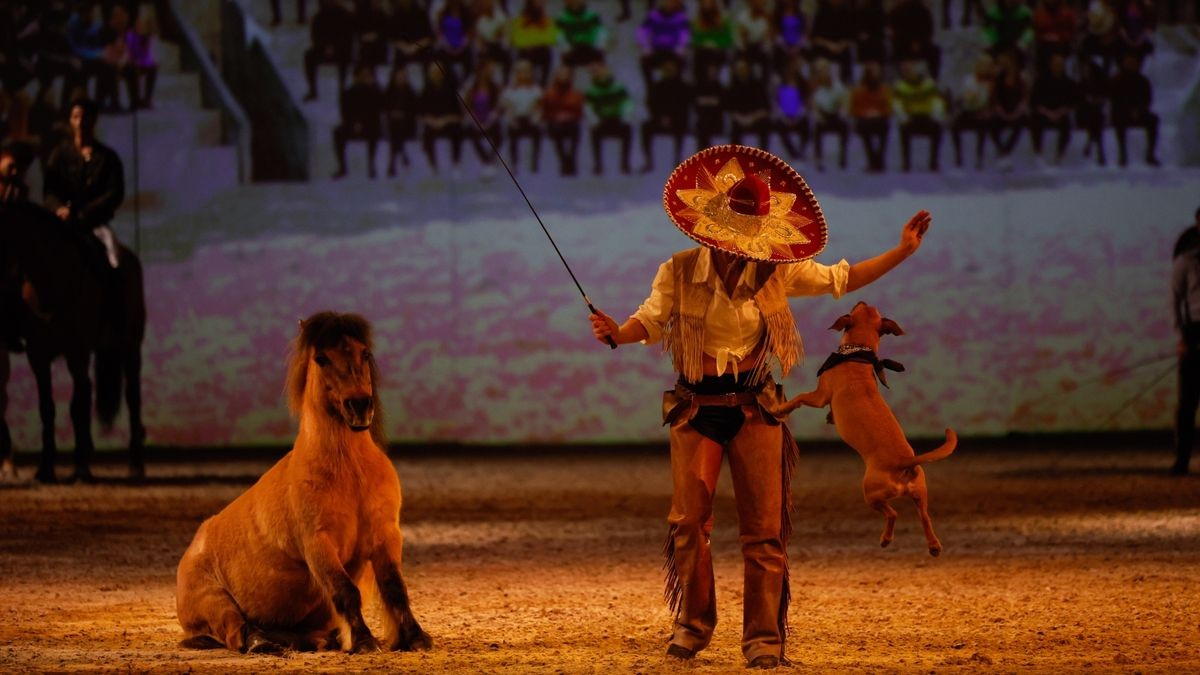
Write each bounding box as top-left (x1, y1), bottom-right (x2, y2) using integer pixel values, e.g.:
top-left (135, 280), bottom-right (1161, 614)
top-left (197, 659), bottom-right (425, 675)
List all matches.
top-left (0, 441), bottom-right (1197, 673)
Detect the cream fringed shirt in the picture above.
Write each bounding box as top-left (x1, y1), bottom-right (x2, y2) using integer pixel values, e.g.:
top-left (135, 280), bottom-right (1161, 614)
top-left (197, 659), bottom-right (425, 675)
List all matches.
top-left (631, 247), bottom-right (851, 376)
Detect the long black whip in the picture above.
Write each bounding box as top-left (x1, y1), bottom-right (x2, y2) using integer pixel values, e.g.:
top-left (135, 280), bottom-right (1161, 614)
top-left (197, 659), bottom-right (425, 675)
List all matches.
top-left (429, 58), bottom-right (617, 349)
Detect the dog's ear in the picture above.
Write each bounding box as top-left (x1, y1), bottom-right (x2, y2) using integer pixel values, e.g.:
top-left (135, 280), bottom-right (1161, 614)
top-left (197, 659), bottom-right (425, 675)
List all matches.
top-left (880, 318), bottom-right (905, 336)
top-left (829, 314), bottom-right (853, 331)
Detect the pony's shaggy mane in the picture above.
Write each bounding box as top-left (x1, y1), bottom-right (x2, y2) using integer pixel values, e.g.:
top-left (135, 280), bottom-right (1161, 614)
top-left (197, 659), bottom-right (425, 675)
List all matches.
top-left (285, 311), bottom-right (386, 445)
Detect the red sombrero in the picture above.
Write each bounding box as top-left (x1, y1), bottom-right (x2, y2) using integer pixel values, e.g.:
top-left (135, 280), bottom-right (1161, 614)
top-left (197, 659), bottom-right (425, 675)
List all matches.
top-left (662, 145), bottom-right (828, 263)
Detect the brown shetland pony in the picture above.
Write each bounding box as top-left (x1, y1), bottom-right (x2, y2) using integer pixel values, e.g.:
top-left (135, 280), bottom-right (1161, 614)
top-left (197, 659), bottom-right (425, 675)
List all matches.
top-left (175, 312), bottom-right (431, 654)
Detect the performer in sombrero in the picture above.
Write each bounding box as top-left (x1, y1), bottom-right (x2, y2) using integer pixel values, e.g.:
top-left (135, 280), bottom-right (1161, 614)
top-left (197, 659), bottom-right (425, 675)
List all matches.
top-left (589, 144), bottom-right (931, 669)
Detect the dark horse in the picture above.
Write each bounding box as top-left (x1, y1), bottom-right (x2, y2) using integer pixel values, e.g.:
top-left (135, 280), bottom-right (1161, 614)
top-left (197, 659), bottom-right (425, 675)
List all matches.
top-left (0, 197), bottom-right (146, 483)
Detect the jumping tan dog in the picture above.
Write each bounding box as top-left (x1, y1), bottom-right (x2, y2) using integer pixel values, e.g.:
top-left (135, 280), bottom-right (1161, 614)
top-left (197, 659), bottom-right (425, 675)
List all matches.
top-left (175, 312), bottom-right (431, 654)
top-left (774, 301), bottom-right (957, 556)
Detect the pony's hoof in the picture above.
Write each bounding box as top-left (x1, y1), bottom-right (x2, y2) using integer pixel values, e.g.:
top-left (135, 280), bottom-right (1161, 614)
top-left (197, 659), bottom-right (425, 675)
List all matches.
top-left (245, 632), bottom-right (287, 655)
top-left (393, 629), bottom-right (432, 652)
top-left (351, 636), bottom-right (383, 653)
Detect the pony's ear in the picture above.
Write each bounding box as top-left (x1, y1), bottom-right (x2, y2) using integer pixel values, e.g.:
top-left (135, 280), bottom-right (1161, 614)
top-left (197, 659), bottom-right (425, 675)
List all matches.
top-left (880, 318), bottom-right (905, 336)
top-left (285, 341), bottom-right (309, 418)
top-left (367, 352), bottom-right (386, 447)
top-left (830, 314), bottom-right (853, 332)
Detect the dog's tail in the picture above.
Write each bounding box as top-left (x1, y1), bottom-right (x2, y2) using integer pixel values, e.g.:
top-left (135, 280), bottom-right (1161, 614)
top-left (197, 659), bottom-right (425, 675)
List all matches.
top-left (898, 428), bottom-right (957, 469)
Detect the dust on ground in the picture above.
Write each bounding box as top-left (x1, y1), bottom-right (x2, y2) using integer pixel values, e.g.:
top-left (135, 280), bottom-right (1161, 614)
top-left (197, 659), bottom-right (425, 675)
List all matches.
top-left (0, 442), bottom-right (1197, 673)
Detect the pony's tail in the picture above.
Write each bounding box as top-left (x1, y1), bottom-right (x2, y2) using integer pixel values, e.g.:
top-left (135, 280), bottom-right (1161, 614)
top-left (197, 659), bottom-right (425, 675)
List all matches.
top-left (94, 345), bottom-right (123, 429)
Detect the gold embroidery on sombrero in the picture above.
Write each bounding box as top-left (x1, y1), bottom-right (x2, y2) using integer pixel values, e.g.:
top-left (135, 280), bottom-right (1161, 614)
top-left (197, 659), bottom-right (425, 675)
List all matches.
top-left (674, 157), bottom-right (812, 259)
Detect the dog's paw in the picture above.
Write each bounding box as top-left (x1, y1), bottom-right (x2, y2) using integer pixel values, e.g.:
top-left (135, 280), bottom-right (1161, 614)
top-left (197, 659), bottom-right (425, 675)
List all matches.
top-left (928, 544), bottom-right (943, 557)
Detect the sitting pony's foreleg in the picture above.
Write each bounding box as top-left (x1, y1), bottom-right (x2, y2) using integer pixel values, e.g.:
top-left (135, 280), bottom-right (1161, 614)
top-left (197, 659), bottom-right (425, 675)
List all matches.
top-left (373, 528), bottom-right (433, 651)
top-left (304, 534), bottom-right (382, 653)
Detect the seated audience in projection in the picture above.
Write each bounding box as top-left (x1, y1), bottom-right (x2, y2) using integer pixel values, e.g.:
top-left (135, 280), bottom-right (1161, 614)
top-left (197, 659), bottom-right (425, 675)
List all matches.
top-left (850, 61), bottom-right (892, 172)
top-left (353, 0), bottom-right (389, 69)
top-left (893, 59), bottom-right (945, 172)
top-left (500, 60), bottom-right (544, 173)
top-left (690, 0), bottom-right (733, 84)
top-left (389, 0), bottom-right (435, 68)
top-left (733, 0), bottom-right (771, 79)
top-left (855, 0), bottom-right (887, 67)
top-left (725, 57), bottom-right (771, 151)
top-left (772, 0), bottom-right (808, 72)
top-left (417, 62), bottom-right (465, 173)
top-left (989, 50), bottom-right (1029, 167)
top-left (1032, 0), bottom-right (1078, 76)
top-left (383, 66), bottom-right (418, 177)
top-left (889, 0), bottom-right (942, 80)
top-left (122, 6), bottom-right (158, 110)
top-left (269, 0), bottom-right (308, 26)
top-left (808, 0), bottom-right (856, 84)
top-left (302, 0), bottom-right (354, 101)
top-left (540, 65), bottom-right (584, 176)
top-left (982, 0), bottom-right (1034, 60)
top-left (1109, 52), bottom-right (1160, 167)
top-left (1082, 0), bottom-right (1120, 73)
top-left (434, 0), bottom-right (474, 83)
top-left (463, 59), bottom-right (505, 177)
top-left (332, 64), bottom-right (384, 180)
top-left (1077, 58), bottom-right (1109, 165)
top-left (951, 53), bottom-right (995, 169)
top-left (474, 0), bottom-right (512, 82)
top-left (640, 57), bottom-right (692, 173)
top-left (556, 0), bottom-right (606, 68)
top-left (810, 58), bottom-right (850, 171)
top-left (584, 62), bottom-right (632, 175)
top-left (773, 59), bottom-right (810, 161)
top-left (510, 0), bottom-right (557, 86)
top-left (1029, 53), bottom-right (1078, 165)
top-left (692, 63), bottom-right (727, 151)
top-left (637, 0), bottom-right (690, 86)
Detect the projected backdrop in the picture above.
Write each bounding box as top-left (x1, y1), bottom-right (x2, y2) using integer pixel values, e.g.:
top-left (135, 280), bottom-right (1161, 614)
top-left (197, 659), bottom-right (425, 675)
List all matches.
top-left (4, 0), bottom-right (1198, 447)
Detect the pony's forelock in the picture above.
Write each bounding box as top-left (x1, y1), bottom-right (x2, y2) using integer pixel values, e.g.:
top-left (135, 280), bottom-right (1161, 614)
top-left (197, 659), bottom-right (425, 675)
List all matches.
top-left (284, 312), bottom-right (383, 441)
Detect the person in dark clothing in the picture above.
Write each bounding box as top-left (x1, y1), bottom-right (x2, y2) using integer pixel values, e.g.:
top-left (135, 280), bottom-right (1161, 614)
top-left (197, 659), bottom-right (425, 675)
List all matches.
top-left (43, 99), bottom-right (124, 271)
top-left (725, 58), bottom-right (771, 150)
top-left (1171, 206), bottom-right (1200, 476)
top-left (640, 58), bottom-right (692, 173)
top-left (36, 9), bottom-right (82, 110)
top-left (888, 0), bottom-right (942, 80)
top-left (0, 2), bottom-right (38, 94)
top-left (389, 0), bottom-right (434, 68)
top-left (942, 0), bottom-right (984, 27)
top-left (302, 0), bottom-right (355, 101)
top-left (463, 59), bottom-right (504, 177)
top-left (417, 61), bottom-right (464, 173)
top-left (383, 65), bottom-right (417, 177)
top-left (774, 60), bottom-right (810, 160)
top-left (435, 0), bottom-right (475, 84)
top-left (808, 0), bottom-right (856, 84)
top-left (354, 0), bottom-right (389, 68)
top-left (269, 0), bottom-right (308, 26)
top-left (332, 64), bottom-right (384, 179)
top-left (1077, 59), bottom-right (1108, 166)
top-left (541, 65), bottom-right (584, 176)
top-left (0, 141), bottom-right (33, 353)
top-left (584, 62), bottom-right (633, 175)
top-left (989, 51), bottom-right (1028, 165)
top-left (855, 0), bottom-right (887, 66)
top-left (1029, 53), bottom-right (1078, 163)
top-left (692, 64), bottom-right (726, 150)
top-left (1109, 52), bottom-right (1160, 167)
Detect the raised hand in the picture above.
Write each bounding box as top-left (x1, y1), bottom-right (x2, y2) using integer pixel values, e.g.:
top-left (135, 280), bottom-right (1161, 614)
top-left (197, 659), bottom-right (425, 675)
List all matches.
top-left (900, 210), bottom-right (931, 256)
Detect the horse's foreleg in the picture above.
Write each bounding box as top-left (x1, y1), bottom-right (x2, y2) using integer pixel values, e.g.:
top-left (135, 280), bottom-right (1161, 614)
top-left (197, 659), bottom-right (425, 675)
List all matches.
top-left (372, 528), bottom-right (432, 652)
top-left (304, 534), bottom-right (381, 653)
top-left (65, 351), bottom-right (95, 483)
top-left (28, 353), bottom-right (57, 483)
top-left (124, 346), bottom-right (145, 480)
top-left (0, 350), bottom-right (13, 479)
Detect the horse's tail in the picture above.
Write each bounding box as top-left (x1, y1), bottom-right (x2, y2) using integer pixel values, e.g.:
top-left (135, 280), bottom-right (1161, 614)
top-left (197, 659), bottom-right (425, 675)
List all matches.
top-left (94, 344), bottom-right (123, 429)
top-left (95, 246), bottom-right (146, 430)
